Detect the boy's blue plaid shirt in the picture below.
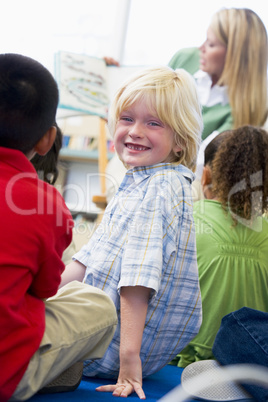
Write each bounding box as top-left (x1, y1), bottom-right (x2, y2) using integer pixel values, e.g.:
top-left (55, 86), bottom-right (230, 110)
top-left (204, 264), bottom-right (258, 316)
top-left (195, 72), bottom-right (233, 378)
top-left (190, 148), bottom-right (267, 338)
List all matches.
top-left (74, 162), bottom-right (202, 377)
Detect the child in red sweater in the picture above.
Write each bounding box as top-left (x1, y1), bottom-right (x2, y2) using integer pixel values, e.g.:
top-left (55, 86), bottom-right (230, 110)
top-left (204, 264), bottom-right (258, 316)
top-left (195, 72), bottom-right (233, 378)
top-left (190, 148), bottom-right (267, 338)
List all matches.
top-left (0, 53), bottom-right (117, 401)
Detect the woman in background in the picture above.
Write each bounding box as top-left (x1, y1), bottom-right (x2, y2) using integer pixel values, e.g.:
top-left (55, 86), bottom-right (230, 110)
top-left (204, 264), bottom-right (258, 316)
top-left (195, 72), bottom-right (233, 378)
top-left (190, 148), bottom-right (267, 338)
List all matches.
top-left (169, 7), bottom-right (268, 140)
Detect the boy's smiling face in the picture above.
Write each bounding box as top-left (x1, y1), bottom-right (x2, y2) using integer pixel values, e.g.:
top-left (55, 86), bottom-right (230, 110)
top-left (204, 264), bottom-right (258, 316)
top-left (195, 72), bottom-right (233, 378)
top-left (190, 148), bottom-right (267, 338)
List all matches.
top-left (114, 99), bottom-right (181, 168)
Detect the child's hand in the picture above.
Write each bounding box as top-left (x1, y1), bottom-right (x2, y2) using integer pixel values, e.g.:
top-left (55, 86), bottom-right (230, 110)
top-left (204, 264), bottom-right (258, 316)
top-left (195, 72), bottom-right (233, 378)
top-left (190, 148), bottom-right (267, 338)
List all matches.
top-left (96, 354), bottom-right (146, 399)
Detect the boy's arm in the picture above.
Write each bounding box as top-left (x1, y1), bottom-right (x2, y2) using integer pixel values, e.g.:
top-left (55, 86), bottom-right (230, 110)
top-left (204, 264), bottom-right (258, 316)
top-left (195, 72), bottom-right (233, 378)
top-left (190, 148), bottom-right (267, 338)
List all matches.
top-left (96, 285), bottom-right (150, 399)
top-left (60, 260), bottom-right (86, 287)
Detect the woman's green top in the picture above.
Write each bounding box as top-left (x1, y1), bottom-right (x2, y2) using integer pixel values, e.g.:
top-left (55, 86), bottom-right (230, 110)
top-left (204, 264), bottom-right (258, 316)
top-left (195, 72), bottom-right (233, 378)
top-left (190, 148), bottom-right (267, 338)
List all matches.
top-left (169, 47), bottom-right (233, 140)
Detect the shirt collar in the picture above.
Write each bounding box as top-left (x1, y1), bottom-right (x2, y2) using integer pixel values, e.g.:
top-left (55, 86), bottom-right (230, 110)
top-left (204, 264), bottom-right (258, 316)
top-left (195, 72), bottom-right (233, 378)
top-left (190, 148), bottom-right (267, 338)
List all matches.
top-left (194, 70), bottom-right (229, 107)
top-left (125, 163), bottom-right (195, 185)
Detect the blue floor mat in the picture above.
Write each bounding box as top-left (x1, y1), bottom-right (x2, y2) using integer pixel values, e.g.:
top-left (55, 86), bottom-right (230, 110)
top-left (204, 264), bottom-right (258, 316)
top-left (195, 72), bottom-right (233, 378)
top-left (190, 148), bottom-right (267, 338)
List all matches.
top-left (28, 364), bottom-right (196, 401)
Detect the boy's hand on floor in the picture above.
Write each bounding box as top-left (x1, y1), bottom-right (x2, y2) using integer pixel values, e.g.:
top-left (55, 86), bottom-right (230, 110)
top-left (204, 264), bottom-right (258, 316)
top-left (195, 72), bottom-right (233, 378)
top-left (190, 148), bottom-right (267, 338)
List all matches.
top-left (96, 355), bottom-right (145, 399)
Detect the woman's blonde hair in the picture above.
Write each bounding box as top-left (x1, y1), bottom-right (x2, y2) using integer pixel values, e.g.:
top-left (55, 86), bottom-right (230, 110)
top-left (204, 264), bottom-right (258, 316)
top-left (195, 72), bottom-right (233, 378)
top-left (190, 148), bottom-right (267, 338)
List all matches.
top-left (108, 66), bottom-right (203, 171)
top-left (211, 8), bottom-right (268, 128)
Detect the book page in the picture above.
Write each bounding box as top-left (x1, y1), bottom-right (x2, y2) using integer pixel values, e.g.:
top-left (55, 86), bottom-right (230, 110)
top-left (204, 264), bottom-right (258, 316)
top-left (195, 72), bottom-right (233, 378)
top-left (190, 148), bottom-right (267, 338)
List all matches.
top-left (55, 51), bottom-right (109, 119)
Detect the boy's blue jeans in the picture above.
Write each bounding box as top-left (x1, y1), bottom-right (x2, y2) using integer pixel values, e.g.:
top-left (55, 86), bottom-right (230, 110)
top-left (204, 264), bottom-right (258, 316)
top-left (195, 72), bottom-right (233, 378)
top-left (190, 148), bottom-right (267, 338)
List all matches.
top-left (212, 307), bottom-right (268, 402)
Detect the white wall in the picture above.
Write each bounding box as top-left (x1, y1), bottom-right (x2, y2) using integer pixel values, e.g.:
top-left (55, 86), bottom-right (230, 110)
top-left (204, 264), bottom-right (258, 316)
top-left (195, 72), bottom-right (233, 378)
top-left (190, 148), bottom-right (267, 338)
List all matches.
top-left (2, 0), bottom-right (268, 71)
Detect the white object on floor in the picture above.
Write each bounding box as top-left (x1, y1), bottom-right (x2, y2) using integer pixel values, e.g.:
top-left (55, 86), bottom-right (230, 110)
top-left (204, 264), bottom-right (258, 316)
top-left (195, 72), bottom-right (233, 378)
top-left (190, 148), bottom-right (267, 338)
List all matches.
top-left (181, 360), bottom-right (252, 401)
top-left (159, 360), bottom-right (268, 402)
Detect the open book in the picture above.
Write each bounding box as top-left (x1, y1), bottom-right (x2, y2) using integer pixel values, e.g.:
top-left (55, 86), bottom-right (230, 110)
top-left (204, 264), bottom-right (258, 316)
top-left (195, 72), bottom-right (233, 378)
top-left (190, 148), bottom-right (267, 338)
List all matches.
top-left (55, 50), bottom-right (144, 119)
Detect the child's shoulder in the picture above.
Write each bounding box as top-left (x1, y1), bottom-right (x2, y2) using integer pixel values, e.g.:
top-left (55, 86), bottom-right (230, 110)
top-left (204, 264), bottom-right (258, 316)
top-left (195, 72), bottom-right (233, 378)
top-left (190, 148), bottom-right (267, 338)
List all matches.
top-left (149, 164), bottom-right (194, 185)
top-left (145, 165), bottom-right (193, 202)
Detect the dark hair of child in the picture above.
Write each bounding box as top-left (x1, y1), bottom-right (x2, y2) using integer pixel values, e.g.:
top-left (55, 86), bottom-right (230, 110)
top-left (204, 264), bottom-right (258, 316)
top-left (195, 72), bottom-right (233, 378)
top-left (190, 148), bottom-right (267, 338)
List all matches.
top-left (31, 124), bottom-right (63, 185)
top-left (204, 131), bottom-right (231, 166)
top-left (210, 125), bottom-right (268, 221)
top-left (0, 53), bottom-right (58, 154)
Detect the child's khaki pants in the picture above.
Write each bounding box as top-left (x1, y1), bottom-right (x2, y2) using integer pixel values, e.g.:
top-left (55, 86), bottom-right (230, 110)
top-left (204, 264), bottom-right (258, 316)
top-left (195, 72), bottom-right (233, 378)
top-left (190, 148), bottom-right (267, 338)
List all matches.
top-left (11, 281), bottom-right (117, 401)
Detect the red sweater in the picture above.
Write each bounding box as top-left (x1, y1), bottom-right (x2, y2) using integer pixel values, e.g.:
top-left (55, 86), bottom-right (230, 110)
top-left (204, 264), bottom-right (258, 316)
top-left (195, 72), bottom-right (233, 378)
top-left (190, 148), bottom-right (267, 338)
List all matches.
top-left (0, 147), bottom-right (73, 401)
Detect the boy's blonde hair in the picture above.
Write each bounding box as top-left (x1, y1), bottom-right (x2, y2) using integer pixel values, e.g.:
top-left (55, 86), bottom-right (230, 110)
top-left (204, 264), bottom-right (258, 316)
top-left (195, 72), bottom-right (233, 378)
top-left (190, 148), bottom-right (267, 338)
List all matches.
top-left (108, 66), bottom-right (203, 171)
top-left (211, 8), bottom-right (268, 128)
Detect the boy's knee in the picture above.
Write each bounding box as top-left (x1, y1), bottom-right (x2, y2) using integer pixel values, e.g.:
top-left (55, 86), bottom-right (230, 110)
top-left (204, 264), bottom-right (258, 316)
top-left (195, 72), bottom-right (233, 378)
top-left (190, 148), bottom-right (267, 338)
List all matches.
top-left (85, 284), bottom-right (117, 324)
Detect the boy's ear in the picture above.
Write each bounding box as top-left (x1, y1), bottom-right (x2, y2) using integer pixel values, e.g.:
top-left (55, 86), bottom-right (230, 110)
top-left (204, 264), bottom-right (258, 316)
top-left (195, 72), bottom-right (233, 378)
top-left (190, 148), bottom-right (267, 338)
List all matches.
top-left (34, 126), bottom-right (57, 156)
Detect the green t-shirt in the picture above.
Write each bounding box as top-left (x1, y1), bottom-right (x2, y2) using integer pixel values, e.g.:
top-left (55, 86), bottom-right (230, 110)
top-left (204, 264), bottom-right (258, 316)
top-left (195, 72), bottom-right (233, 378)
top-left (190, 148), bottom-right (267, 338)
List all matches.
top-left (168, 47), bottom-right (233, 140)
top-left (171, 200), bottom-right (268, 367)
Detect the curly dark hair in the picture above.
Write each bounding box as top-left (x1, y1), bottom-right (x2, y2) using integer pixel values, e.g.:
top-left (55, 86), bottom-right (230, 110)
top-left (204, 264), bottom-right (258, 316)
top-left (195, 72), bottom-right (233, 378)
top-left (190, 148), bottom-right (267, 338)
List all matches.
top-left (211, 125), bottom-right (268, 221)
top-left (204, 131), bottom-right (232, 166)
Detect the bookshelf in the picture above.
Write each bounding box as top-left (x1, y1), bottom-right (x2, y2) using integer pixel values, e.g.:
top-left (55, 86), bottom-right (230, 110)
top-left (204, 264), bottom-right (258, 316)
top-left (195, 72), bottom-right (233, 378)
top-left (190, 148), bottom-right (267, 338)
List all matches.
top-left (59, 148), bottom-right (114, 162)
top-left (56, 114), bottom-right (114, 215)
